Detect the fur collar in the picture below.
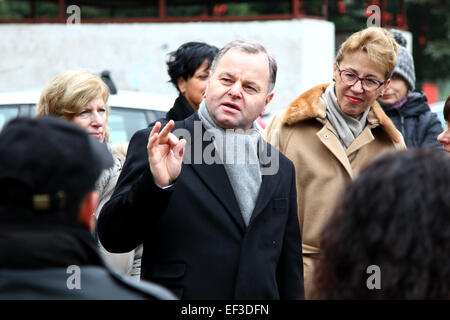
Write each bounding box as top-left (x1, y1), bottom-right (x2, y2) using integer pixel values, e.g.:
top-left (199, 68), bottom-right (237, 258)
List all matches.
top-left (282, 83), bottom-right (402, 144)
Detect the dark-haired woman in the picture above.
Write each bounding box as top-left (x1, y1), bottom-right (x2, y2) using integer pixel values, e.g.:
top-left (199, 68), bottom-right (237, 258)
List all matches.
top-left (166, 41), bottom-right (218, 121)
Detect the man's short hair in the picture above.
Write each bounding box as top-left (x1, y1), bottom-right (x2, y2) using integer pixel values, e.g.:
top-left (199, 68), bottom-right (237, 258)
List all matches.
top-left (210, 40), bottom-right (277, 94)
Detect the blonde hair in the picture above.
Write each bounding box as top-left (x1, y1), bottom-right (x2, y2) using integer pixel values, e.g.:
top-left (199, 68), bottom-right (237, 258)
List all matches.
top-left (36, 70), bottom-right (110, 119)
top-left (336, 27), bottom-right (399, 80)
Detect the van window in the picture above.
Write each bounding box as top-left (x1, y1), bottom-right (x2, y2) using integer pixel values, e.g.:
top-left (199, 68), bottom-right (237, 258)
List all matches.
top-left (108, 107), bottom-right (149, 143)
top-left (0, 106), bottom-right (20, 129)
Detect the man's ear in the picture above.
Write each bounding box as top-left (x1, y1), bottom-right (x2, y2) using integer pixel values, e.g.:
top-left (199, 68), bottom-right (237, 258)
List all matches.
top-left (261, 92), bottom-right (274, 116)
top-left (203, 71), bottom-right (212, 99)
top-left (78, 191), bottom-right (99, 231)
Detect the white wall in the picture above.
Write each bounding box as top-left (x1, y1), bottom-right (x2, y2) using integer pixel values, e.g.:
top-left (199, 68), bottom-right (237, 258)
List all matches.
top-left (0, 19), bottom-right (335, 114)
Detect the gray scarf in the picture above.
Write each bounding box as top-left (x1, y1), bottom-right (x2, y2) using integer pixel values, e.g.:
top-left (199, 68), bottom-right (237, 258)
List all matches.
top-left (198, 100), bottom-right (261, 226)
top-left (323, 84), bottom-right (370, 149)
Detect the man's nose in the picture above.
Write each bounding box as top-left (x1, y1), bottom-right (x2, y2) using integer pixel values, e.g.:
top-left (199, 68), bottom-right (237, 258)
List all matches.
top-left (228, 82), bottom-right (242, 98)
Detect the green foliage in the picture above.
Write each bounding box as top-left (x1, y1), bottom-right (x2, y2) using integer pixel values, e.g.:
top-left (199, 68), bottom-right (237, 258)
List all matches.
top-left (36, 2), bottom-right (59, 18)
top-left (0, 0), bottom-right (29, 19)
top-left (406, 0), bottom-right (450, 86)
top-left (167, 4), bottom-right (205, 17)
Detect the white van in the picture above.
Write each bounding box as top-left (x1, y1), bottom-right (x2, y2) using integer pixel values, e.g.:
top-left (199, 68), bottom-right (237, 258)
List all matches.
top-left (0, 89), bottom-right (175, 143)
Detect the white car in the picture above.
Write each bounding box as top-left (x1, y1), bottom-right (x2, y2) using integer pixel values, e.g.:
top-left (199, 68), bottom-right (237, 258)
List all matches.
top-left (430, 100), bottom-right (446, 128)
top-left (0, 89), bottom-right (175, 143)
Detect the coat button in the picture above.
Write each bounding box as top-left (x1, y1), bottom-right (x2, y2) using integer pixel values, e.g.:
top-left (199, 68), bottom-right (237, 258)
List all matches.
top-left (324, 134), bottom-right (329, 139)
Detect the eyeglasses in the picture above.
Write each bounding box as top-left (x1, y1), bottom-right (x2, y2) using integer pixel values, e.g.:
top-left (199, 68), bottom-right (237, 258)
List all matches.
top-left (336, 63), bottom-right (387, 92)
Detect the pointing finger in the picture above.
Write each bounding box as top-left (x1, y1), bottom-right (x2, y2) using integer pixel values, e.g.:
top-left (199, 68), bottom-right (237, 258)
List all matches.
top-left (158, 120), bottom-right (175, 143)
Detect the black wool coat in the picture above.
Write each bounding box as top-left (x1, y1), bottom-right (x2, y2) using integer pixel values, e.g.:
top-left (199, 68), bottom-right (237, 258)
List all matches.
top-left (0, 214), bottom-right (175, 300)
top-left (98, 113), bottom-right (304, 300)
top-left (165, 94), bottom-right (195, 122)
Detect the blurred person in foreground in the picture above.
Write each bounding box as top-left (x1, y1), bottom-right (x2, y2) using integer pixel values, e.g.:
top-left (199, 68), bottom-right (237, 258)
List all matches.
top-left (377, 29), bottom-right (443, 149)
top-left (166, 41), bottom-right (219, 121)
top-left (36, 70), bottom-right (142, 279)
top-left (265, 27), bottom-right (406, 299)
top-left (98, 40), bottom-right (303, 299)
top-left (0, 117), bottom-right (176, 299)
top-left (437, 96), bottom-right (450, 153)
top-left (312, 148), bottom-right (450, 299)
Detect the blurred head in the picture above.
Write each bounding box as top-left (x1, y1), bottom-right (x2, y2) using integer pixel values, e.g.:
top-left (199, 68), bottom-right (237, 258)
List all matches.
top-left (444, 96), bottom-right (450, 123)
top-left (205, 40), bottom-right (276, 130)
top-left (437, 96), bottom-right (450, 153)
top-left (379, 30), bottom-right (416, 104)
top-left (334, 27), bottom-right (398, 117)
top-left (167, 42), bottom-right (219, 110)
top-left (378, 74), bottom-right (409, 105)
top-left (0, 117), bottom-right (113, 230)
top-left (313, 149), bottom-right (450, 299)
top-left (36, 71), bottom-right (110, 143)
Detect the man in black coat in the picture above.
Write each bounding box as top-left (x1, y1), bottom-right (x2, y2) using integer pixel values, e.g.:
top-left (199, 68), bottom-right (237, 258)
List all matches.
top-left (0, 117), bottom-right (176, 300)
top-left (98, 40), bottom-right (304, 300)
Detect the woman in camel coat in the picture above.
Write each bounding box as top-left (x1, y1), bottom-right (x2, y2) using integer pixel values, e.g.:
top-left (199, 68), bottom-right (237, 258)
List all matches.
top-left (265, 27), bottom-right (406, 299)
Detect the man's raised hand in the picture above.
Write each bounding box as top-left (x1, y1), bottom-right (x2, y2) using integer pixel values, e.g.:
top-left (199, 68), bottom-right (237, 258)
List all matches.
top-left (147, 120), bottom-right (186, 188)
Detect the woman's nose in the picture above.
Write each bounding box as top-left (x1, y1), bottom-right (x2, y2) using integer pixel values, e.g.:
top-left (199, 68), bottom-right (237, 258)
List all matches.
top-left (350, 79), bottom-right (364, 93)
top-left (91, 111), bottom-right (103, 125)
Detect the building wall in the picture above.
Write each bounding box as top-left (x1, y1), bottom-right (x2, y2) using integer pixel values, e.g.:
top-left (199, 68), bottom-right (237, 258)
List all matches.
top-left (0, 19), bottom-right (335, 115)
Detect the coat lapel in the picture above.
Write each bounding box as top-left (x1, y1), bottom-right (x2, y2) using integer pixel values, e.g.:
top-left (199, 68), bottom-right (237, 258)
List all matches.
top-left (317, 124), bottom-right (354, 179)
top-left (181, 114), bottom-right (246, 231)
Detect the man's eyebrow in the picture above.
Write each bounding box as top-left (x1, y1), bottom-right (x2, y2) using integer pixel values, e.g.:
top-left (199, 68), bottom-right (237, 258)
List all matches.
top-left (217, 71), bottom-right (262, 90)
top-left (242, 80), bottom-right (261, 91)
top-left (218, 71), bottom-right (235, 79)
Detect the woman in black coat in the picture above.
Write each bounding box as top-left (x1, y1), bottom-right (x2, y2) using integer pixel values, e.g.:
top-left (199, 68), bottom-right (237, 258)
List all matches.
top-left (378, 30), bottom-right (443, 148)
top-left (165, 42), bottom-right (218, 121)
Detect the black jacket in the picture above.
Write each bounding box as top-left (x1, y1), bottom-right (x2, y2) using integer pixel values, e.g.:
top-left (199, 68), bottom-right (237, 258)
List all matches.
top-left (0, 213), bottom-right (176, 300)
top-left (98, 113), bottom-right (304, 300)
top-left (379, 92), bottom-right (443, 149)
top-left (165, 94), bottom-right (195, 122)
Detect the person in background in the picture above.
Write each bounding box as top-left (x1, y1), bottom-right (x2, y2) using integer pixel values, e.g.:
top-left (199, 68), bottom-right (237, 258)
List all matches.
top-left (165, 41), bottom-right (219, 121)
top-left (377, 29), bottom-right (443, 148)
top-left (312, 148), bottom-right (450, 299)
top-left (35, 71), bottom-right (142, 279)
top-left (265, 27), bottom-right (406, 299)
top-left (437, 95), bottom-right (450, 153)
top-left (0, 117), bottom-right (176, 299)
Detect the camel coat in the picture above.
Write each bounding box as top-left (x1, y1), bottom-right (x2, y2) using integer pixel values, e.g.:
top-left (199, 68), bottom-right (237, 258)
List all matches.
top-left (265, 84), bottom-right (406, 298)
